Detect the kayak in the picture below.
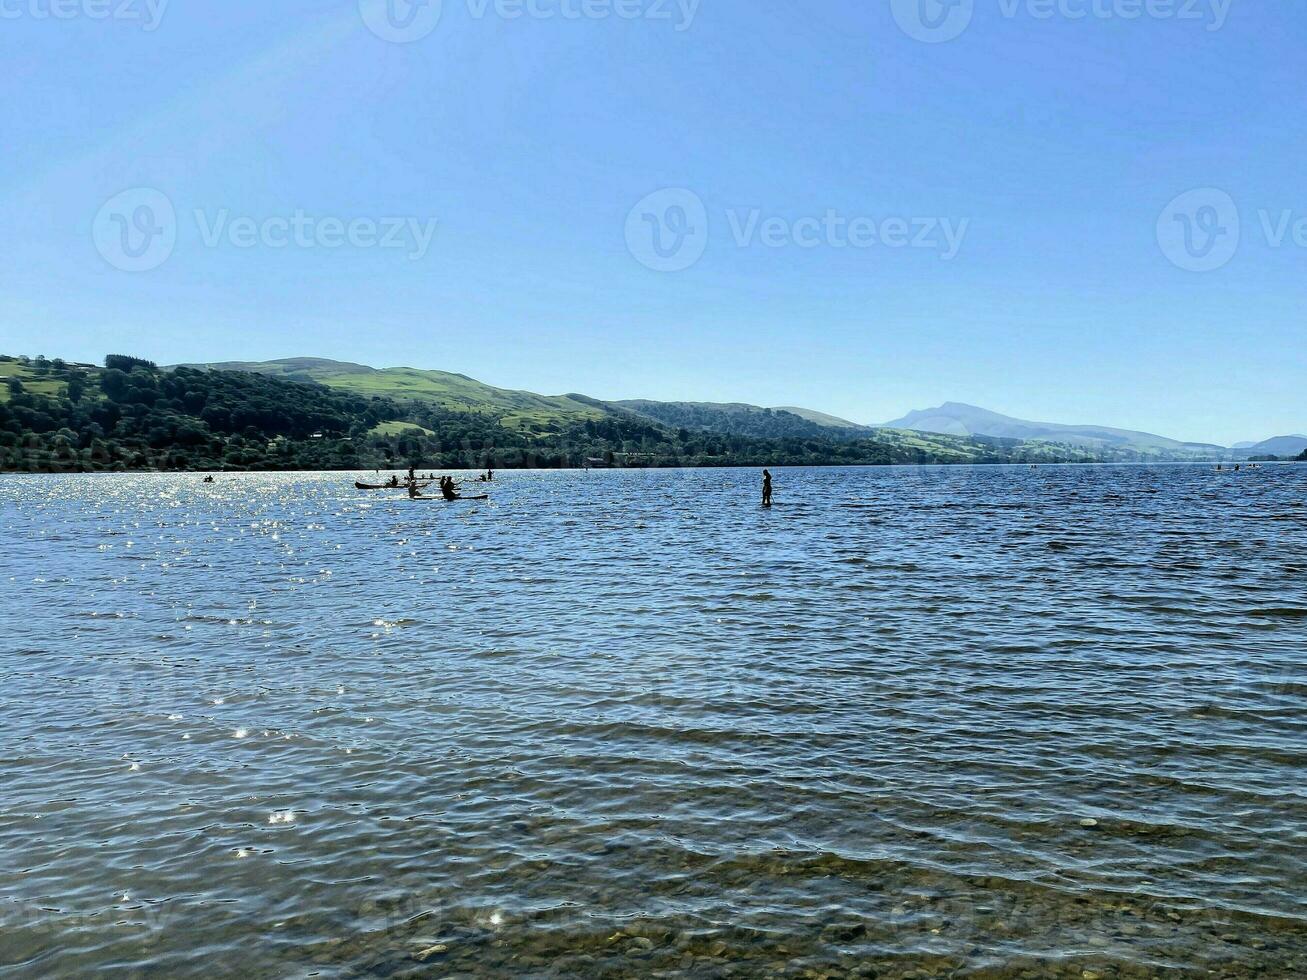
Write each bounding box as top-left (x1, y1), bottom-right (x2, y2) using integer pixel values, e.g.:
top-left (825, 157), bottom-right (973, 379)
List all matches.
top-left (356, 481), bottom-right (431, 490)
top-left (411, 494), bottom-right (489, 501)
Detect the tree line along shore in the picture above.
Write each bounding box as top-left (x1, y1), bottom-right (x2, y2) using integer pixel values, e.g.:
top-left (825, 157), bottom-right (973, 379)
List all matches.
top-left (4, 355), bottom-right (1298, 474)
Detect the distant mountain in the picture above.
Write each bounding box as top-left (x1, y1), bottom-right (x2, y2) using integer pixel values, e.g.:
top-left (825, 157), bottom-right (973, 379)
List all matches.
top-left (13, 351), bottom-right (1296, 473)
top-left (172, 358), bottom-right (1094, 463)
top-left (880, 402), bottom-right (1225, 457)
top-left (7, 352), bottom-right (1100, 473)
top-left (172, 360), bottom-right (1253, 463)
top-left (606, 399), bottom-right (1108, 462)
top-left (1238, 435), bottom-right (1307, 457)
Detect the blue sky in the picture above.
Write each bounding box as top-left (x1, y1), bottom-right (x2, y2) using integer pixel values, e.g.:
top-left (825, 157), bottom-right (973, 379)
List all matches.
top-left (1, 0), bottom-right (1303, 445)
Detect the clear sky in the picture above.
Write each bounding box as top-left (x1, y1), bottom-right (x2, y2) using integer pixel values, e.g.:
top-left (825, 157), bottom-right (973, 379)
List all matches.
top-left (1, 0), bottom-right (1303, 445)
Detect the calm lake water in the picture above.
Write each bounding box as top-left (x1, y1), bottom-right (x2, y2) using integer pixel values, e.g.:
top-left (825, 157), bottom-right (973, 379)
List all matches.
top-left (2, 465), bottom-right (1305, 978)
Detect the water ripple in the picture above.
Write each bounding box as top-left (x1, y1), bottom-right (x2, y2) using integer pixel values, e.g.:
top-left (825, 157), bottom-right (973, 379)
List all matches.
top-left (1, 465), bottom-right (1305, 977)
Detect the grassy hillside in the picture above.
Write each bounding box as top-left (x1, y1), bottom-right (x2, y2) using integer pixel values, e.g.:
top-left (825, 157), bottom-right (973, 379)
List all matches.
top-left (0, 356), bottom-right (80, 402)
top-left (369, 420), bottom-right (437, 438)
top-left (4, 352), bottom-right (1126, 472)
top-left (171, 356), bottom-right (1229, 464)
top-left (180, 358), bottom-right (606, 432)
top-left (4, 355), bottom-right (718, 472)
top-left (614, 400), bottom-right (871, 442)
top-left (611, 398), bottom-right (1094, 463)
top-left (775, 406), bottom-right (871, 431)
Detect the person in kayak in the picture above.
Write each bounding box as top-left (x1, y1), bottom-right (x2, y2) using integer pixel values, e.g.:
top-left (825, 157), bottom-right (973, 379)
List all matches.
top-left (440, 476), bottom-right (461, 501)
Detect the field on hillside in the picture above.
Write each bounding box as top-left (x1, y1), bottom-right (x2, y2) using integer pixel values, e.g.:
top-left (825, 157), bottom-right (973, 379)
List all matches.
top-left (0, 358), bottom-right (76, 402)
top-left (369, 420), bottom-right (438, 438)
top-left (184, 359), bottom-right (606, 432)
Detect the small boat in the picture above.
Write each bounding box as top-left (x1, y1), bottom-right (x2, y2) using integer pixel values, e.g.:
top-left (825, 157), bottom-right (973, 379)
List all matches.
top-left (356, 481), bottom-right (431, 491)
top-left (412, 494), bottom-right (489, 501)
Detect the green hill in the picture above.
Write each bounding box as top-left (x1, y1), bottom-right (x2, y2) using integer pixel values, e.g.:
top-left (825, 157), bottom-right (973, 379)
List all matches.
top-left (3, 352), bottom-right (1121, 473)
top-left (173, 357), bottom-right (1229, 465)
top-left (0, 356), bottom-right (79, 402)
top-left (179, 358), bottom-right (605, 432)
top-left (776, 406), bottom-right (872, 431)
top-left (614, 400), bottom-right (868, 441)
top-left (609, 399), bottom-right (1100, 463)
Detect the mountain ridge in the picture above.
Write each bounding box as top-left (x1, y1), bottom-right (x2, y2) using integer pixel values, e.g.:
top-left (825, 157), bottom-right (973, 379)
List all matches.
top-left (10, 352), bottom-right (1303, 472)
top-left (879, 401), bottom-right (1225, 454)
top-left (175, 357), bottom-right (607, 431)
top-left (5, 352), bottom-right (1110, 472)
top-left (1238, 434), bottom-right (1307, 457)
top-left (168, 358), bottom-right (1276, 460)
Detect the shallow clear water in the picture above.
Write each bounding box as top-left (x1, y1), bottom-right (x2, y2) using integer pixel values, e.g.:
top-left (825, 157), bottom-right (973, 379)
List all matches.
top-left (1, 465), bottom-right (1304, 978)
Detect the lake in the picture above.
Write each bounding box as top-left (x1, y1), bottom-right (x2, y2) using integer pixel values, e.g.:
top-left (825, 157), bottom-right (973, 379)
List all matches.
top-left (1, 465), bottom-right (1304, 978)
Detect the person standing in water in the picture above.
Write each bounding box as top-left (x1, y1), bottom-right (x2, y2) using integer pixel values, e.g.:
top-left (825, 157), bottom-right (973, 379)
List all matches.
top-left (762, 469), bottom-right (773, 507)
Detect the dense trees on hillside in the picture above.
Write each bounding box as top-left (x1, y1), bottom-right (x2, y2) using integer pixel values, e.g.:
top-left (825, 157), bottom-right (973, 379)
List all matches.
top-left (618, 401), bottom-right (867, 442)
top-left (104, 355), bottom-right (158, 373)
top-left (0, 354), bottom-right (1091, 473)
